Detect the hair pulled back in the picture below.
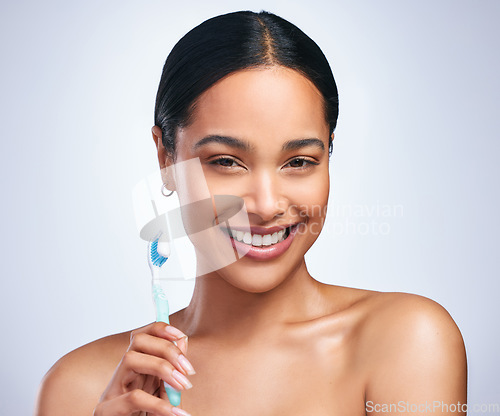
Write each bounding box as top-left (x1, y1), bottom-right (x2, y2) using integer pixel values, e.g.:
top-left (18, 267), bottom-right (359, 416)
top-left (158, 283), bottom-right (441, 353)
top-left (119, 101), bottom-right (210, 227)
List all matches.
top-left (154, 10), bottom-right (339, 156)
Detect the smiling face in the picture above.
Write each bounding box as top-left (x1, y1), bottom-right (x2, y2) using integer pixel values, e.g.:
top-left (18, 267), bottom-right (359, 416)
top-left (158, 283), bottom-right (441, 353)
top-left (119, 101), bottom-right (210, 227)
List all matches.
top-left (155, 66), bottom-right (331, 292)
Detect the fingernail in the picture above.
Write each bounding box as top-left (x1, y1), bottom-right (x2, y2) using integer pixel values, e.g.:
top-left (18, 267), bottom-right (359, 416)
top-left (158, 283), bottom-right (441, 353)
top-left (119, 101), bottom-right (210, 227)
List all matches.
top-left (165, 325), bottom-right (186, 339)
top-left (173, 335), bottom-right (188, 354)
top-left (172, 407), bottom-right (191, 416)
top-left (178, 354), bottom-right (196, 375)
top-left (163, 381), bottom-right (181, 393)
top-left (172, 369), bottom-right (192, 389)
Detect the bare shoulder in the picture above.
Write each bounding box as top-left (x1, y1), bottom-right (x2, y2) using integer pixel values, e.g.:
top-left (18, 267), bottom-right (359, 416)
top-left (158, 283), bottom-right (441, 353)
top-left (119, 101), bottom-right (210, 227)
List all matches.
top-left (356, 291), bottom-right (466, 354)
top-left (35, 330), bottom-right (132, 416)
top-left (351, 291), bottom-right (467, 406)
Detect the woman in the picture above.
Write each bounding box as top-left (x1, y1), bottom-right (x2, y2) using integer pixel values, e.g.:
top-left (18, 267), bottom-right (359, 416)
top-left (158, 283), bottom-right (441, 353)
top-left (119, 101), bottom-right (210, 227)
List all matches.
top-left (36, 10), bottom-right (467, 416)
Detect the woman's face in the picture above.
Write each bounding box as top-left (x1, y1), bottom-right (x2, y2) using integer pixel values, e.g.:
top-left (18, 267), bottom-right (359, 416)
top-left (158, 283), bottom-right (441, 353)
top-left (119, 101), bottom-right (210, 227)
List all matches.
top-left (158, 67), bottom-right (331, 292)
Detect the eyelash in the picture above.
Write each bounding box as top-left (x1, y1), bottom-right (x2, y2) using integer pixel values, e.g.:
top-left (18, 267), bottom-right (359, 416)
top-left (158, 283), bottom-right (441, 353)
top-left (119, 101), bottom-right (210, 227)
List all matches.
top-left (209, 157), bottom-right (241, 168)
top-left (285, 157), bottom-right (319, 169)
top-left (208, 156), bottom-right (319, 170)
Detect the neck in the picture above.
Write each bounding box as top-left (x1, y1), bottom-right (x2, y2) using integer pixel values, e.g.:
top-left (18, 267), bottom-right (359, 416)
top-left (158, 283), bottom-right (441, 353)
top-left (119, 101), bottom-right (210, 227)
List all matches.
top-left (180, 258), bottom-right (326, 341)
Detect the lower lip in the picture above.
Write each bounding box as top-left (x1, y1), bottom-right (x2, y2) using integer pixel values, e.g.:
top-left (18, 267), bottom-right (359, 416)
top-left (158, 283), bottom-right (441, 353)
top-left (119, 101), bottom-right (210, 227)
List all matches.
top-left (228, 225), bottom-right (300, 261)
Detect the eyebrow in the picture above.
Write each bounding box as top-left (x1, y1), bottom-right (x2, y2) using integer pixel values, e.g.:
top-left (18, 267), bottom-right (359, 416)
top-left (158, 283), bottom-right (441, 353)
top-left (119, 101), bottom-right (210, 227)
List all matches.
top-left (193, 135), bottom-right (253, 151)
top-left (281, 138), bottom-right (325, 152)
top-left (193, 135), bottom-right (325, 152)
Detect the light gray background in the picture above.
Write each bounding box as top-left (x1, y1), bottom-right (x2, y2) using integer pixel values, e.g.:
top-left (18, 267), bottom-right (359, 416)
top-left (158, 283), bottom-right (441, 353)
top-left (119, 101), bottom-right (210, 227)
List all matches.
top-left (1, 0), bottom-right (498, 414)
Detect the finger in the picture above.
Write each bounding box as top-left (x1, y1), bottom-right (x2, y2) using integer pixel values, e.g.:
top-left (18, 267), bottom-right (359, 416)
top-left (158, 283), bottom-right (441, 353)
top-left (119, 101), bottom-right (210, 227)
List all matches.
top-left (159, 381), bottom-right (169, 401)
top-left (94, 388), bottom-right (180, 416)
top-left (131, 322), bottom-right (187, 344)
top-left (117, 350), bottom-right (193, 392)
top-left (175, 335), bottom-right (188, 356)
top-left (159, 384), bottom-right (191, 416)
top-left (128, 332), bottom-right (195, 376)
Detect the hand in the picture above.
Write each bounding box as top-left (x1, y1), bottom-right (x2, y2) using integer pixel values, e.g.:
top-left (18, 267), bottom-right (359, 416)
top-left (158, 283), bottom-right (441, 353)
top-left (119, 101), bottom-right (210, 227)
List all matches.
top-left (93, 322), bottom-right (194, 416)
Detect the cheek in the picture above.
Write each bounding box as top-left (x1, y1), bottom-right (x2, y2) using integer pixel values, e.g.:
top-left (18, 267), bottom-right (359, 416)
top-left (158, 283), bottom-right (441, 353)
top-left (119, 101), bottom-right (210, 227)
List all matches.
top-left (199, 168), bottom-right (234, 195)
top-left (292, 178), bottom-right (329, 243)
top-left (290, 173), bottom-right (330, 219)
top-left (173, 159), bottom-right (212, 204)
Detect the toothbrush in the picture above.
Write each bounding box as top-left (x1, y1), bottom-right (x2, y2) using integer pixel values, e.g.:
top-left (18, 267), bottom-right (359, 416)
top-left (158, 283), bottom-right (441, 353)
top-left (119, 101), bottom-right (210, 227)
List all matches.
top-left (147, 235), bottom-right (182, 407)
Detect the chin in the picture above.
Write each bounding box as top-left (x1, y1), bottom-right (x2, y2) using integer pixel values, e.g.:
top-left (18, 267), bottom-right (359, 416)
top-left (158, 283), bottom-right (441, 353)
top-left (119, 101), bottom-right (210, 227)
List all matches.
top-left (223, 274), bottom-right (287, 294)
top-left (217, 252), bottom-right (307, 294)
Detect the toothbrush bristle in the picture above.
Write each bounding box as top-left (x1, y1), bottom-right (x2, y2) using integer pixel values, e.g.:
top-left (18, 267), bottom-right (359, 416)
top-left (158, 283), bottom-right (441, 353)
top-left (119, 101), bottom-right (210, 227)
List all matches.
top-left (151, 239), bottom-right (168, 267)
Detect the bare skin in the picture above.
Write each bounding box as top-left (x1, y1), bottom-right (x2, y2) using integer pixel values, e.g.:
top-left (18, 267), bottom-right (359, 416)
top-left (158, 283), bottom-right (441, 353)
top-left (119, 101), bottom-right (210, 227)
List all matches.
top-left (36, 68), bottom-right (467, 416)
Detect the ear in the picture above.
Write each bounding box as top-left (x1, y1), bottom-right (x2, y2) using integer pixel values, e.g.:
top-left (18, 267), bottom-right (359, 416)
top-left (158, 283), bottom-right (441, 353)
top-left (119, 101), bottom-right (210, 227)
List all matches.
top-left (329, 132), bottom-right (335, 154)
top-left (152, 126), bottom-right (176, 191)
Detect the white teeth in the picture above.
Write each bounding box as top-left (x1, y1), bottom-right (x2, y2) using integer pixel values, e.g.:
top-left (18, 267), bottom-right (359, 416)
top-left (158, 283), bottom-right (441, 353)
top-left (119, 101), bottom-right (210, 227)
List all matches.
top-left (252, 234), bottom-right (262, 246)
top-left (271, 232), bottom-right (278, 244)
top-left (243, 232), bottom-right (252, 244)
top-left (262, 234), bottom-right (272, 246)
top-left (227, 227), bottom-right (291, 247)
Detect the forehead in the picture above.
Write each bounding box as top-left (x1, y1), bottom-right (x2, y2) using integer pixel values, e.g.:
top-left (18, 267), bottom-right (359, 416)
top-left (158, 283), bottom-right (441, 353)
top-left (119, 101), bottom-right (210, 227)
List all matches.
top-left (179, 67), bottom-right (329, 144)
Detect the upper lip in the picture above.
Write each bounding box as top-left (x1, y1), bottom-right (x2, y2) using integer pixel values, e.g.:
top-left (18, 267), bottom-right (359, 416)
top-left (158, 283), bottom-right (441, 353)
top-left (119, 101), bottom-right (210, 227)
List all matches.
top-left (223, 223), bottom-right (300, 235)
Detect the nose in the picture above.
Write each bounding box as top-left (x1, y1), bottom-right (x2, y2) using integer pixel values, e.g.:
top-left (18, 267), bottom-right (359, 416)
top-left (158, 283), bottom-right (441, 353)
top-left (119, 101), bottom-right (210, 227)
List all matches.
top-left (243, 170), bottom-right (287, 223)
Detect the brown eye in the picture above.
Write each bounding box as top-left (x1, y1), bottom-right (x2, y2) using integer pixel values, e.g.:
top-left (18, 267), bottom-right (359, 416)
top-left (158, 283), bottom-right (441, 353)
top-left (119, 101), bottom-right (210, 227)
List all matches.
top-left (218, 157), bottom-right (236, 167)
top-left (284, 157), bottom-right (318, 169)
top-left (209, 157), bottom-right (241, 168)
top-left (288, 158), bottom-right (306, 168)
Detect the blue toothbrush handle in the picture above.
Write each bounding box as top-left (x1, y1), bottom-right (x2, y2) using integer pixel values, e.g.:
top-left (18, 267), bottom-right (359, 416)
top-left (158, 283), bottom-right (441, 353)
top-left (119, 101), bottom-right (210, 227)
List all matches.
top-left (153, 285), bottom-right (182, 407)
top-left (155, 293), bottom-right (170, 324)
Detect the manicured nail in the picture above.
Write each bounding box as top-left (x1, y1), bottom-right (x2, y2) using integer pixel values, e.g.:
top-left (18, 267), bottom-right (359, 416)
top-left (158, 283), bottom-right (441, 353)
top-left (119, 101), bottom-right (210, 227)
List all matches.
top-left (172, 407), bottom-right (191, 416)
top-left (178, 354), bottom-right (196, 375)
top-left (172, 369), bottom-right (192, 389)
top-left (163, 381), bottom-right (180, 392)
top-left (173, 335), bottom-right (188, 354)
top-left (165, 325), bottom-right (186, 339)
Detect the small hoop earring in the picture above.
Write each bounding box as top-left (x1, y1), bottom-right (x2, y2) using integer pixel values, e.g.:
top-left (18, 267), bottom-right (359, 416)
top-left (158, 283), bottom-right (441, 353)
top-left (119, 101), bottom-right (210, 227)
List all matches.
top-left (161, 183), bottom-right (174, 197)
